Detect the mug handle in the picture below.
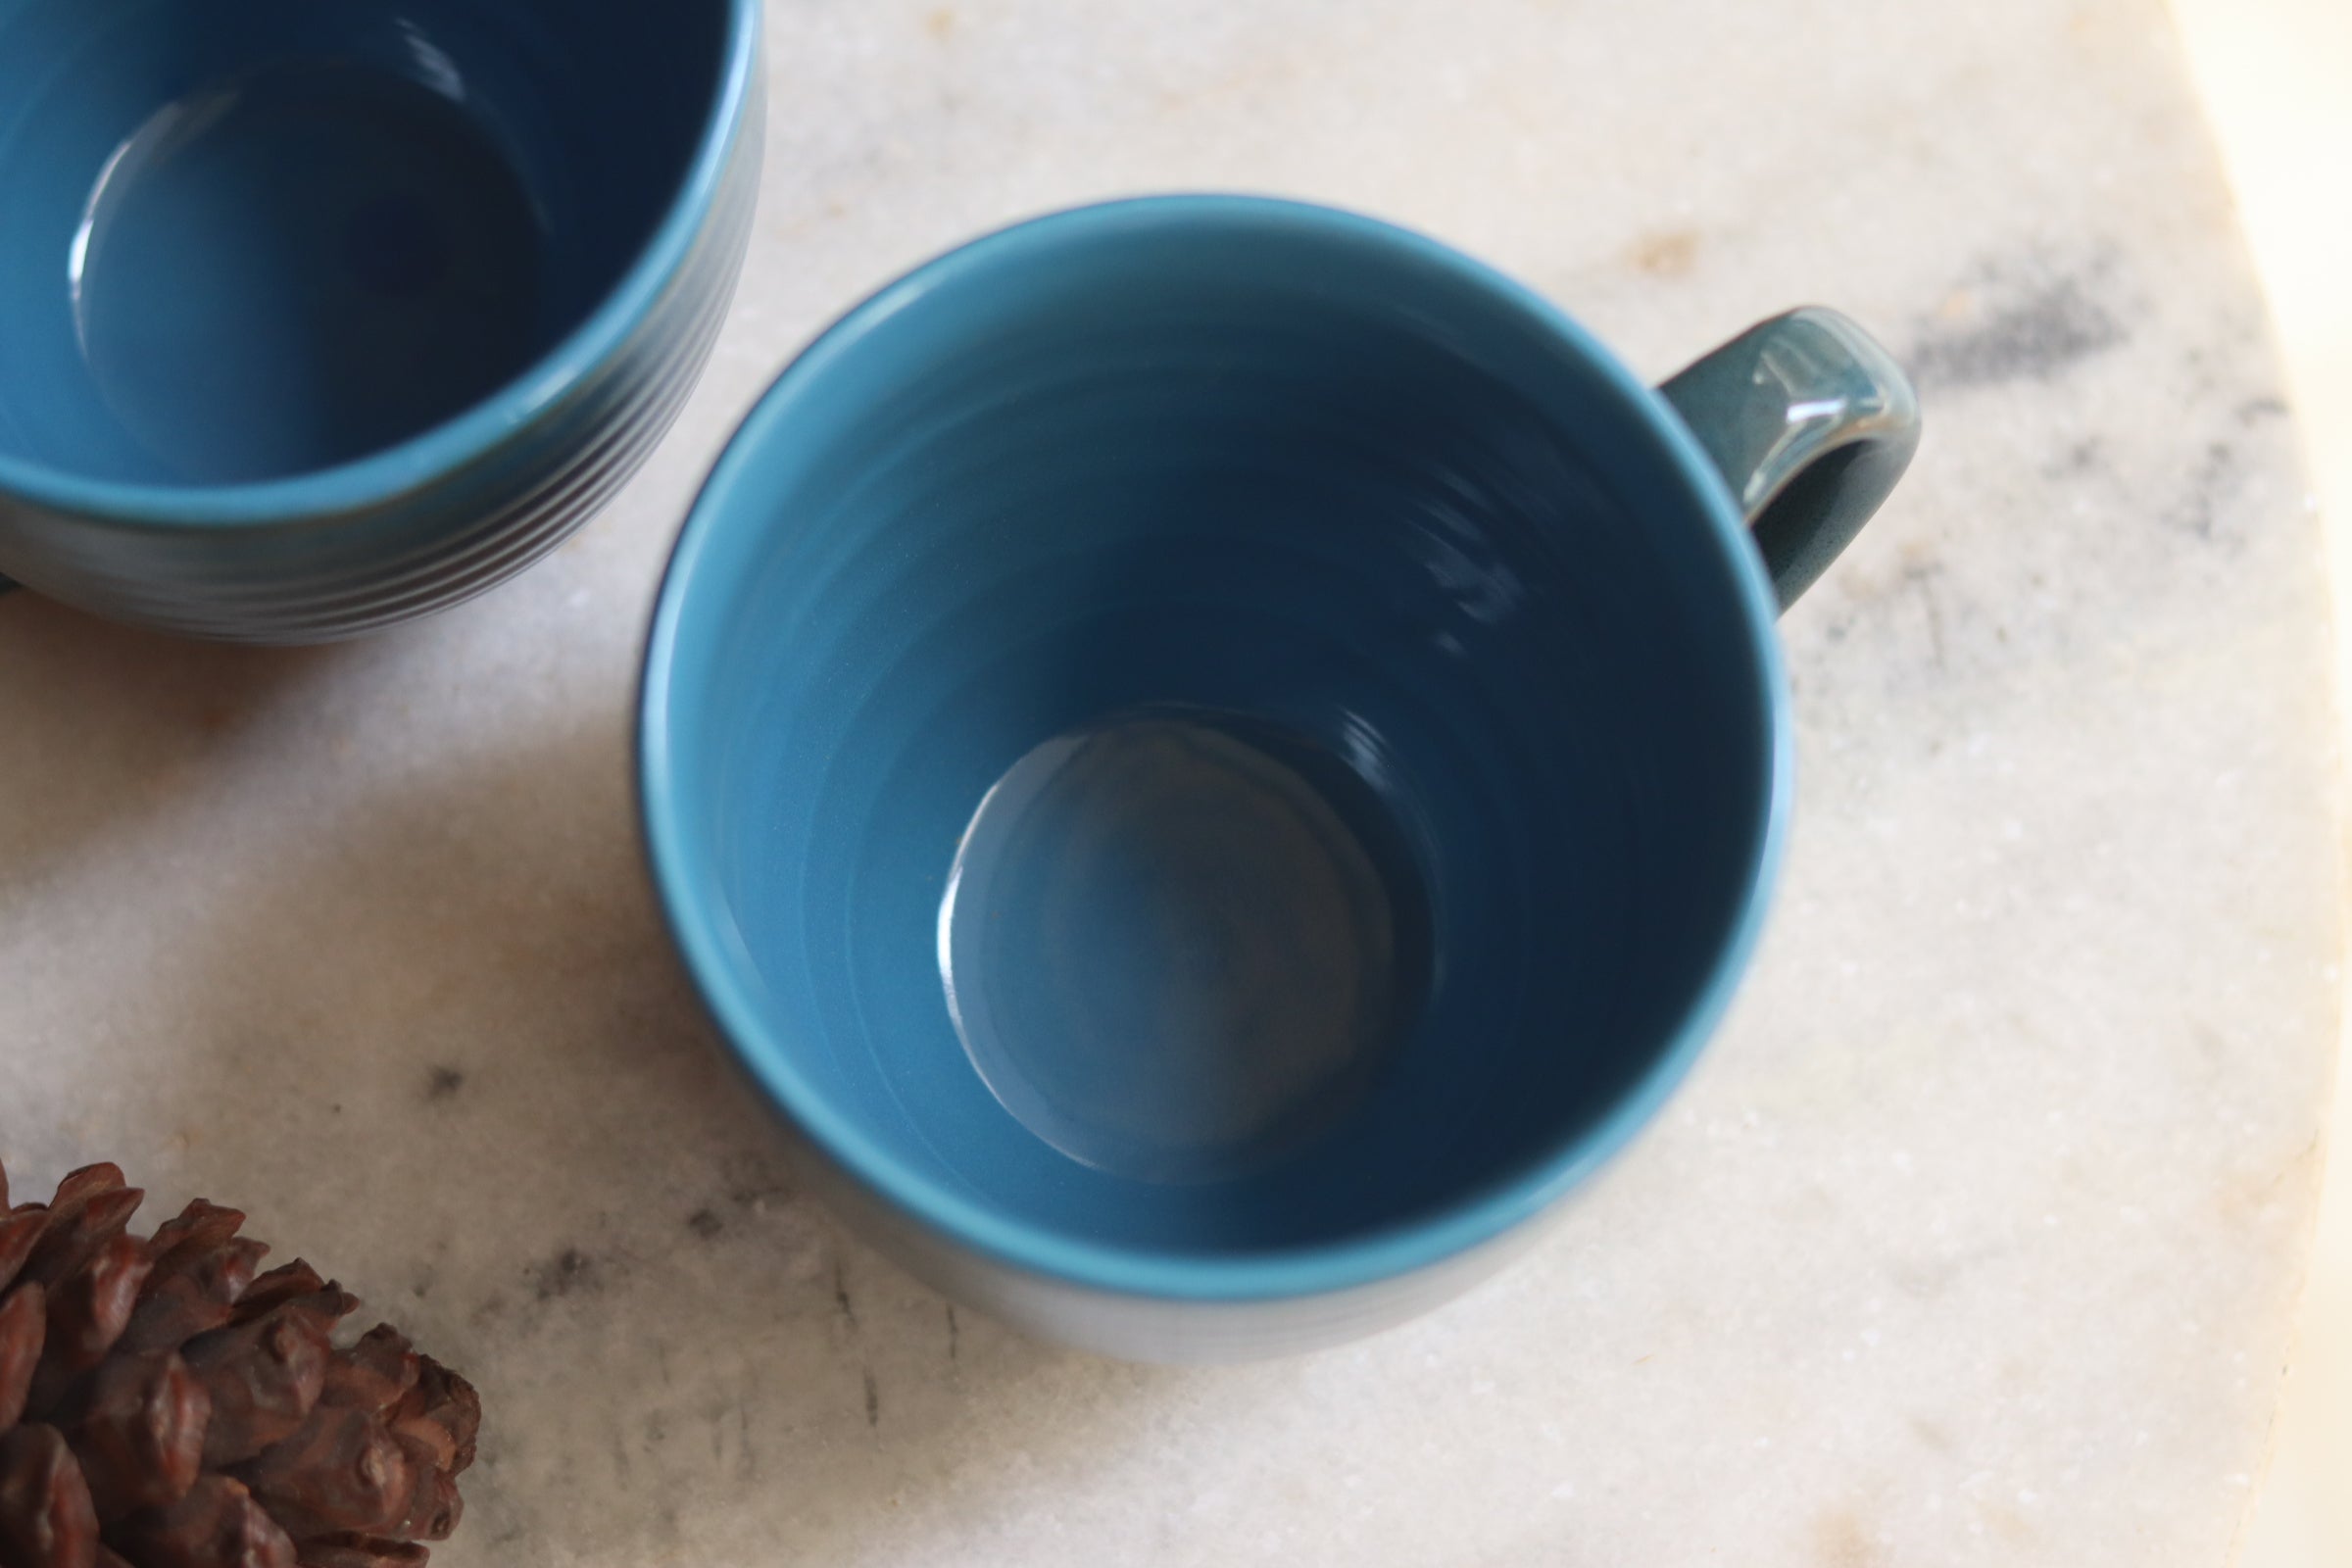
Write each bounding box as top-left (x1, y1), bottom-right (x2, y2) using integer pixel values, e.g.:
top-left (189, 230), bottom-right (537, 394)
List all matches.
top-left (1657, 307), bottom-right (1921, 612)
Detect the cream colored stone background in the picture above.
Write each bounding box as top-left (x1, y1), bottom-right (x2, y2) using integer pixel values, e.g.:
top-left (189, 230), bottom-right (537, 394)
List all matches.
top-left (2172, 3), bottom-right (2352, 1564)
top-left (0, 2), bottom-right (2343, 1565)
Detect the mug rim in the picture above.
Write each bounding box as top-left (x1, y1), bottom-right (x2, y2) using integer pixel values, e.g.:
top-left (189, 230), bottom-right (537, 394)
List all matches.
top-left (639, 193), bottom-right (1793, 1305)
top-left (0, 0), bottom-right (763, 529)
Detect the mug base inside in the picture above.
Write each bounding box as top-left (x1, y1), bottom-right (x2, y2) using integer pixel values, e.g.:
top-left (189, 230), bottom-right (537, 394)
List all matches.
top-left (939, 706), bottom-right (1429, 1188)
top-left (70, 60), bottom-right (545, 484)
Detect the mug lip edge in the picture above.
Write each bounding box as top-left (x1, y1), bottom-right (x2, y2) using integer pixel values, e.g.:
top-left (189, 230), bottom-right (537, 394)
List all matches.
top-left (637, 191), bottom-right (1794, 1305)
top-left (0, 0), bottom-right (763, 529)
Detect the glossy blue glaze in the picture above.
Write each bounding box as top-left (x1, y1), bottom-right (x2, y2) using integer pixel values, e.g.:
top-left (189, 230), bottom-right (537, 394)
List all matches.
top-left (0, 0), bottom-right (761, 640)
top-left (642, 197), bottom-right (1915, 1360)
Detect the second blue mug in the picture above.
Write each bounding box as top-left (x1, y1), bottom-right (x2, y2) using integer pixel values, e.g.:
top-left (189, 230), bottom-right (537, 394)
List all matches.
top-left (0, 0), bottom-right (762, 641)
top-left (644, 196), bottom-right (1920, 1361)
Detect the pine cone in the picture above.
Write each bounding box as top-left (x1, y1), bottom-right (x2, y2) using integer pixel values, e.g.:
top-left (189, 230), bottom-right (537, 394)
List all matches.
top-left (0, 1160), bottom-right (479, 1568)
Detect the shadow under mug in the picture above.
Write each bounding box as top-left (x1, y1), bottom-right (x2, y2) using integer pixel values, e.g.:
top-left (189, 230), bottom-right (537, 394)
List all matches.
top-left (641, 196), bottom-right (1921, 1362)
top-left (0, 0), bottom-right (763, 642)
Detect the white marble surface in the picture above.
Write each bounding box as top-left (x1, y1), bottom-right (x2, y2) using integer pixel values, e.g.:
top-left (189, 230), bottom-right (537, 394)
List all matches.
top-left (1, 0), bottom-right (2342, 1563)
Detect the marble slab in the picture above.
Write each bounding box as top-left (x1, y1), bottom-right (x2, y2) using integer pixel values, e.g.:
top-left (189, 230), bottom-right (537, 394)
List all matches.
top-left (0, 0), bottom-right (2340, 1563)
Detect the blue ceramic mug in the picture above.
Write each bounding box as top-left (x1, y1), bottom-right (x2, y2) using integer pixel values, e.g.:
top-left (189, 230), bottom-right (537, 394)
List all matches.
top-left (0, 0), bottom-right (762, 642)
top-left (640, 197), bottom-right (1920, 1361)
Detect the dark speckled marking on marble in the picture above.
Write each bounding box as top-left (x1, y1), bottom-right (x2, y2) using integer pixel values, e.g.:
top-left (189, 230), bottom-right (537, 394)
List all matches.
top-left (833, 1257), bottom-right (858, 1328)
top-left (2170, 440), bottom-right (2242, 541)
top-left (720, 1154), bottom-right (793, 1212)
top-left (732, 1400), bottom-right (756, 1480)
top-left (862, 1368), bottom-right (880, 1426)
top-left (533, 1246), bottom-right (600, 1300)
top-left (426, 1065), bottom-right (465, 1101)
top-left (1910, 258), bottom-right (2127, 388)
top-left (687, 1207), bottom-right (724, 1239)
top-left (1901, 559), bottom-right (1949, 669)
top-left (2041, 437), bottom-right (2109, 479)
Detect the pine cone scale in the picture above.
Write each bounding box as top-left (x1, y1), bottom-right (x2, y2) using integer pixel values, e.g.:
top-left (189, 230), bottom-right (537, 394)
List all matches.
top-left (24, 1185), bottom-right (143, 1296)
top-left (57, 1352), bottom-right (210, 1522)
top-left (0, 1212), bottom-right (49, 1295)
top-left (223, 1271), bottom-right (326, 1332)
top-left (140, 1209), bottom-right (245, 1281)
top-left (112, 1476), bottom-right (293, 1568)
top-left (0, 1423), bottom-right (100, 1568)
top-left (291, 1534), bottom-right (426, 1568)
top-left (183, 1310), bottom-right (330, 1471)
top-left (120, 1242), bottom-right (268, 1362)
top-left (235, 1407), bottom-right (411, 1542)
top-left (385, 1365), bottom-right (473, 1481)
top-left (28, 1236), bottom-right (154, 1418)
top-left (0, 1283), bottom-right (46, 1432)
top-left (385, 1443), bottom-right (457, 1544)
